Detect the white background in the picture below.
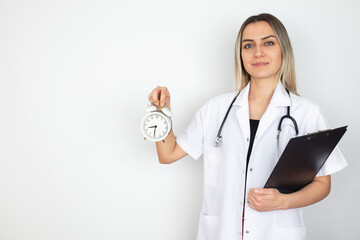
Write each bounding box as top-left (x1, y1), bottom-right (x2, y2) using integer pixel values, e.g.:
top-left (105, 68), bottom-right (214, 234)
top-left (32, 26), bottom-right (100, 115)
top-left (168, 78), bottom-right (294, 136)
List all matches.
top-left (0, 0), bottom-right (359, 239)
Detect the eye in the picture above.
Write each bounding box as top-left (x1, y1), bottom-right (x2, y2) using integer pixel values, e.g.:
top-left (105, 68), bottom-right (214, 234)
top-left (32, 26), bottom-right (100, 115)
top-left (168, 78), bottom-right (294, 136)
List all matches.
top-left (265, 41), bottom-right (274, 46)
top-left (243, 44), bottom-right (253, 49)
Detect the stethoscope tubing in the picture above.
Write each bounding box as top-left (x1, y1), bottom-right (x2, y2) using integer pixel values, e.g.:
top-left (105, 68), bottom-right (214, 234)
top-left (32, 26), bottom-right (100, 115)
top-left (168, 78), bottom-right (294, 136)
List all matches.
top-left (214, 89), bottom-right (298, 147)
top-left (214, 91), bottom-right (241, 147)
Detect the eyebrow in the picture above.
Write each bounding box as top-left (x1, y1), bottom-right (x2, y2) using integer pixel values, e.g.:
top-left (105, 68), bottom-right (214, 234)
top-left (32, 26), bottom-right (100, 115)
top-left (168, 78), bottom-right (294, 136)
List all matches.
top-left (242, 35), bottom-right (276, 43)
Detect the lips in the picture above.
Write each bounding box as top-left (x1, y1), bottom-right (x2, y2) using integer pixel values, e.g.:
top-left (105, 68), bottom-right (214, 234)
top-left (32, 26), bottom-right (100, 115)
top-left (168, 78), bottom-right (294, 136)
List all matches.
top-left (252, 62), bottom-right (269, 67)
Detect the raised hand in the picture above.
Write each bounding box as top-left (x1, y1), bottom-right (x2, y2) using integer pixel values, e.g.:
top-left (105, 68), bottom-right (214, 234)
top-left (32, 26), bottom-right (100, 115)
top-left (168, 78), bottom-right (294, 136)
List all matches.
top-left (148, 86), bottom-right (171, 109)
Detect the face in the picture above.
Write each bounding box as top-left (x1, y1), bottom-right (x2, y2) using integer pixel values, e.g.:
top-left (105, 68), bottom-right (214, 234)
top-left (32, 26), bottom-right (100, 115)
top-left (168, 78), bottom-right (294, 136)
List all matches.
top-left (241, 21), bottom-right (282, 82)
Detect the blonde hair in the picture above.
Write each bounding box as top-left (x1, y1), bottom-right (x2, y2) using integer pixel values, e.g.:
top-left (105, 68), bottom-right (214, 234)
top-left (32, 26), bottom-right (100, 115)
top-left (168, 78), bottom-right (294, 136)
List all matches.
top-left (234, 13), bottom-right (298, 94)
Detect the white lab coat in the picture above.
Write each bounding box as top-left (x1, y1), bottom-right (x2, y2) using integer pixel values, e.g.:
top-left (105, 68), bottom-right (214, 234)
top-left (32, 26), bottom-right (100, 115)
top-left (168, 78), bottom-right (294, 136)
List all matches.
top-left (176, 81), bottom-right (347, 240)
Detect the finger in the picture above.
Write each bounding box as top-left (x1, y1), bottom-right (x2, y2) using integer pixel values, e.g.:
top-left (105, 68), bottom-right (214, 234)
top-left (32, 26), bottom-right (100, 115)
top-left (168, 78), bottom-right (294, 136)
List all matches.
top-left (247, 189), bottom-right (256, 199)
top-left (247, 198), bottom-right (261, 211)
top-left (248, 188), bottom-right (256, 195)
top-left (148, 89), bottom-right (155, 103)
top-left (249, 190), bottom-right (266, 203)
top-left (247, 194), bottom-right (257, 206)
top-left (247, 189), bottom-right (259, 205)
top-left (248, 201), bottom-right (256, 210)
top-left (159, 87), bottom-right (169, 107)
top-left (149, 87), bottom-right (161, 106)
top-left (148, 92), bottom-right (155, 104)
top-left (253, 188), bottom-right (274, 195)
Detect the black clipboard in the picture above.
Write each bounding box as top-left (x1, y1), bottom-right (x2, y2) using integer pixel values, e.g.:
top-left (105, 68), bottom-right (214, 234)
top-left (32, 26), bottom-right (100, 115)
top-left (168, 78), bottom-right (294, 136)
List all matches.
top-left (264, 126), bottom-right (347, 193)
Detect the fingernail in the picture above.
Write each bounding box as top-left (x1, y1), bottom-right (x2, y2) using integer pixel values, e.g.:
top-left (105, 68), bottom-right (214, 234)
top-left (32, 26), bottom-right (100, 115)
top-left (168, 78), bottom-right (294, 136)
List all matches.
top-left (254, 189), bottom-right (259, 193)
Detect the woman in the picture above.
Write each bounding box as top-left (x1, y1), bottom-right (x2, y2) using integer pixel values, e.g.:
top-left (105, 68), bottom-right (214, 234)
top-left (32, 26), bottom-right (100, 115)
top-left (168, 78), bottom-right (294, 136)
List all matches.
top-left (148, 13), bottom-right (347, 240)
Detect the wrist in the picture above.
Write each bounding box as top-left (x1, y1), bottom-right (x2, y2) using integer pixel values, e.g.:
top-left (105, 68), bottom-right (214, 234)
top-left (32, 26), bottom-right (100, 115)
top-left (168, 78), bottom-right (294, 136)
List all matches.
top-left (280, 193), bottom-right (290, 210)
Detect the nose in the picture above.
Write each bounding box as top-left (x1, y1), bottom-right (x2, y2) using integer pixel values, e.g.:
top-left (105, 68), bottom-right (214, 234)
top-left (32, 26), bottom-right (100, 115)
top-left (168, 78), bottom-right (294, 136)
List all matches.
top-left (254, 45), bottom-right (264, 58)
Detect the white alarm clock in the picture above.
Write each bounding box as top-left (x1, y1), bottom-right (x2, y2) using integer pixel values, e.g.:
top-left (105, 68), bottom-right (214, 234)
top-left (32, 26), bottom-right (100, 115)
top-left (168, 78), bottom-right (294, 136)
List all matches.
top-left (140, 105), bottom-right (173, 142)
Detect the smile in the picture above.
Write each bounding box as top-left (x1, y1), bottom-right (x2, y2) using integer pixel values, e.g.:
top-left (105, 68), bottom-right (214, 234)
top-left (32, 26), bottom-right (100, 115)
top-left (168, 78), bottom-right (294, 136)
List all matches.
top-left (252, 62), bottom-right (269, 67)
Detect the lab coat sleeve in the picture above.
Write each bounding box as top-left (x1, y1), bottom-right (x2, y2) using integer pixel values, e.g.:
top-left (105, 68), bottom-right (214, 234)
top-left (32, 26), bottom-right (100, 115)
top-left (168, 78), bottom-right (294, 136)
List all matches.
top-left (176, 108), bottom-right (204, 161)
top-left (306, 106), bottom-right (348, 177)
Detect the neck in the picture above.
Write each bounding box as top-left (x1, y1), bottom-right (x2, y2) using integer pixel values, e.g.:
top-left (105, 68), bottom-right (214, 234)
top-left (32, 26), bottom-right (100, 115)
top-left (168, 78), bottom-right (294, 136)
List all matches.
top-left (248, 77), bottom-right (279, 103)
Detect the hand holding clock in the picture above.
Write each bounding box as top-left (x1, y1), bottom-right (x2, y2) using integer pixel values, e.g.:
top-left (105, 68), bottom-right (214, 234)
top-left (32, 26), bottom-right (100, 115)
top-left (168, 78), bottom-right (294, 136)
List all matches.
top-left (142, 86), bottom-right (187, 164)
top-left (141, 86), bottom-right (173, 142)
top-left (148, 86), bottom-right (171, 109)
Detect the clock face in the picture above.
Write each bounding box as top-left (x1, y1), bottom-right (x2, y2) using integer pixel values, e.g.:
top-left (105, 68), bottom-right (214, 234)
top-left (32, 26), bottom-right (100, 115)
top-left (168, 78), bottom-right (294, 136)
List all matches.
top-left (141, 111), bottom-right (172, 141)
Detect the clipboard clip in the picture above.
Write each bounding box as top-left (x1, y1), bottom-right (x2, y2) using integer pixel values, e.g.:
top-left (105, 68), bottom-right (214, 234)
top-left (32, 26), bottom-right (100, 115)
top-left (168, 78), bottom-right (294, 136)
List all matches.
top-left (306, 129), bottom-right (331, 140)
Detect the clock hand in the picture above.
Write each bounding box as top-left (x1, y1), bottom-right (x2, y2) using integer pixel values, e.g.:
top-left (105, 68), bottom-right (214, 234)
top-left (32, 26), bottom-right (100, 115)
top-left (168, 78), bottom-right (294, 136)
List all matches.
top-left (153, 125), bottom-right (157, 137)
top-left (148, 125), bottom-right (156, 128)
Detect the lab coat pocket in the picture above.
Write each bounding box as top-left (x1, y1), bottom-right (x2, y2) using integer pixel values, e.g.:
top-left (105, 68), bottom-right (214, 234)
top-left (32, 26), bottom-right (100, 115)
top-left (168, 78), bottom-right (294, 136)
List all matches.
top-left (273, 226), bottom-right (306, 240)
top-left (273, 209), bottom-right (306, 240)
top-left (198, 212), bottom-right (220, 240)
top-left (204, 152), bottom-right (223, 188)
top-left (203, 153), bottom-right (223, 217)
top-left (203, 183), bottom-right (221, 216)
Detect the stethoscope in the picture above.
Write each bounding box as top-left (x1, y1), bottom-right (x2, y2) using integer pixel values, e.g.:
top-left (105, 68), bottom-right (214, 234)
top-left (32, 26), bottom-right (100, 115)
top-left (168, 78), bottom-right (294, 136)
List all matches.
top-left (214, 89), bottom-right (299, 148)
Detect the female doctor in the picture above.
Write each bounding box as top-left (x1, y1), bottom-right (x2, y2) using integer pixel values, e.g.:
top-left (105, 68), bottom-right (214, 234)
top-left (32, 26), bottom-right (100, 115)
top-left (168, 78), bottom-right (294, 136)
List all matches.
top-left (148, 13), bottom-right (347, 240)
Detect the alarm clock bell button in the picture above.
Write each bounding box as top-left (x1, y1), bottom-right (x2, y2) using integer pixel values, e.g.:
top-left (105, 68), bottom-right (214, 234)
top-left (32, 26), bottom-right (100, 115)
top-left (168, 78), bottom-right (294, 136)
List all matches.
top-left (146, 105), bottom-right (157, 112)
top-left (161, 108), bottom-right (173, 117)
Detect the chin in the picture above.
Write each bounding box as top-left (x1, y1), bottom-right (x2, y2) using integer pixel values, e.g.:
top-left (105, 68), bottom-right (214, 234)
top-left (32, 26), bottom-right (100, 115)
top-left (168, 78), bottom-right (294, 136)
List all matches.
top-left (250, 74), bottom-right (278, 80)
top-left (248, 70), bottom-right (279, 80)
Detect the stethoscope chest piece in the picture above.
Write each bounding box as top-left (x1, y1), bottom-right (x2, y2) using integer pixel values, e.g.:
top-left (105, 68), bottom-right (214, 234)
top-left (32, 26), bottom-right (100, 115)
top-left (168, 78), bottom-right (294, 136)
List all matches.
top-left (214, 136), bottom-right (222, 147)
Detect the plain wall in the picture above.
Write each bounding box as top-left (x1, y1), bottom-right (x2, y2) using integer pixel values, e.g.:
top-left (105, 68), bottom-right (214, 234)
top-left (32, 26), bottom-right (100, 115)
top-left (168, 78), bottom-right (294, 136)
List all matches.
top-left (0, 0), bottom-right (359, 239)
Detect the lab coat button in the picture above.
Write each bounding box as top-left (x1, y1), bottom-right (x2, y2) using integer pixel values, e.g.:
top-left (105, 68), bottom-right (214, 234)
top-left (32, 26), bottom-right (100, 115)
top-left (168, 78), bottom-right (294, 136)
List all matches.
top-left (249, 168), bottom-right (253, 172)
top-left (245, 230), bottom-right (250, 234)
top-left (246, 138), bottom-right (249, 142)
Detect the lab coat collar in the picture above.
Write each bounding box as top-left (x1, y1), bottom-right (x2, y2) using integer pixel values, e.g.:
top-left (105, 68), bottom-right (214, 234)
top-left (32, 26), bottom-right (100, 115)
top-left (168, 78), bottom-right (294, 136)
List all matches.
top-left (233, 80), bottom-right (290, 107)
top-left (233, 80), bottom-right (291, 171)
top-left (270, 81), bottom-right (291, 107)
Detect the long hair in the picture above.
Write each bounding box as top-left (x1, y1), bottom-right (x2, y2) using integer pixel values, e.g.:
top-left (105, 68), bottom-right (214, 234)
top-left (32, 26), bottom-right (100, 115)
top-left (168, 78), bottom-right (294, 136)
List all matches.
top-left (234, 13), bottom-right (298, 94)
